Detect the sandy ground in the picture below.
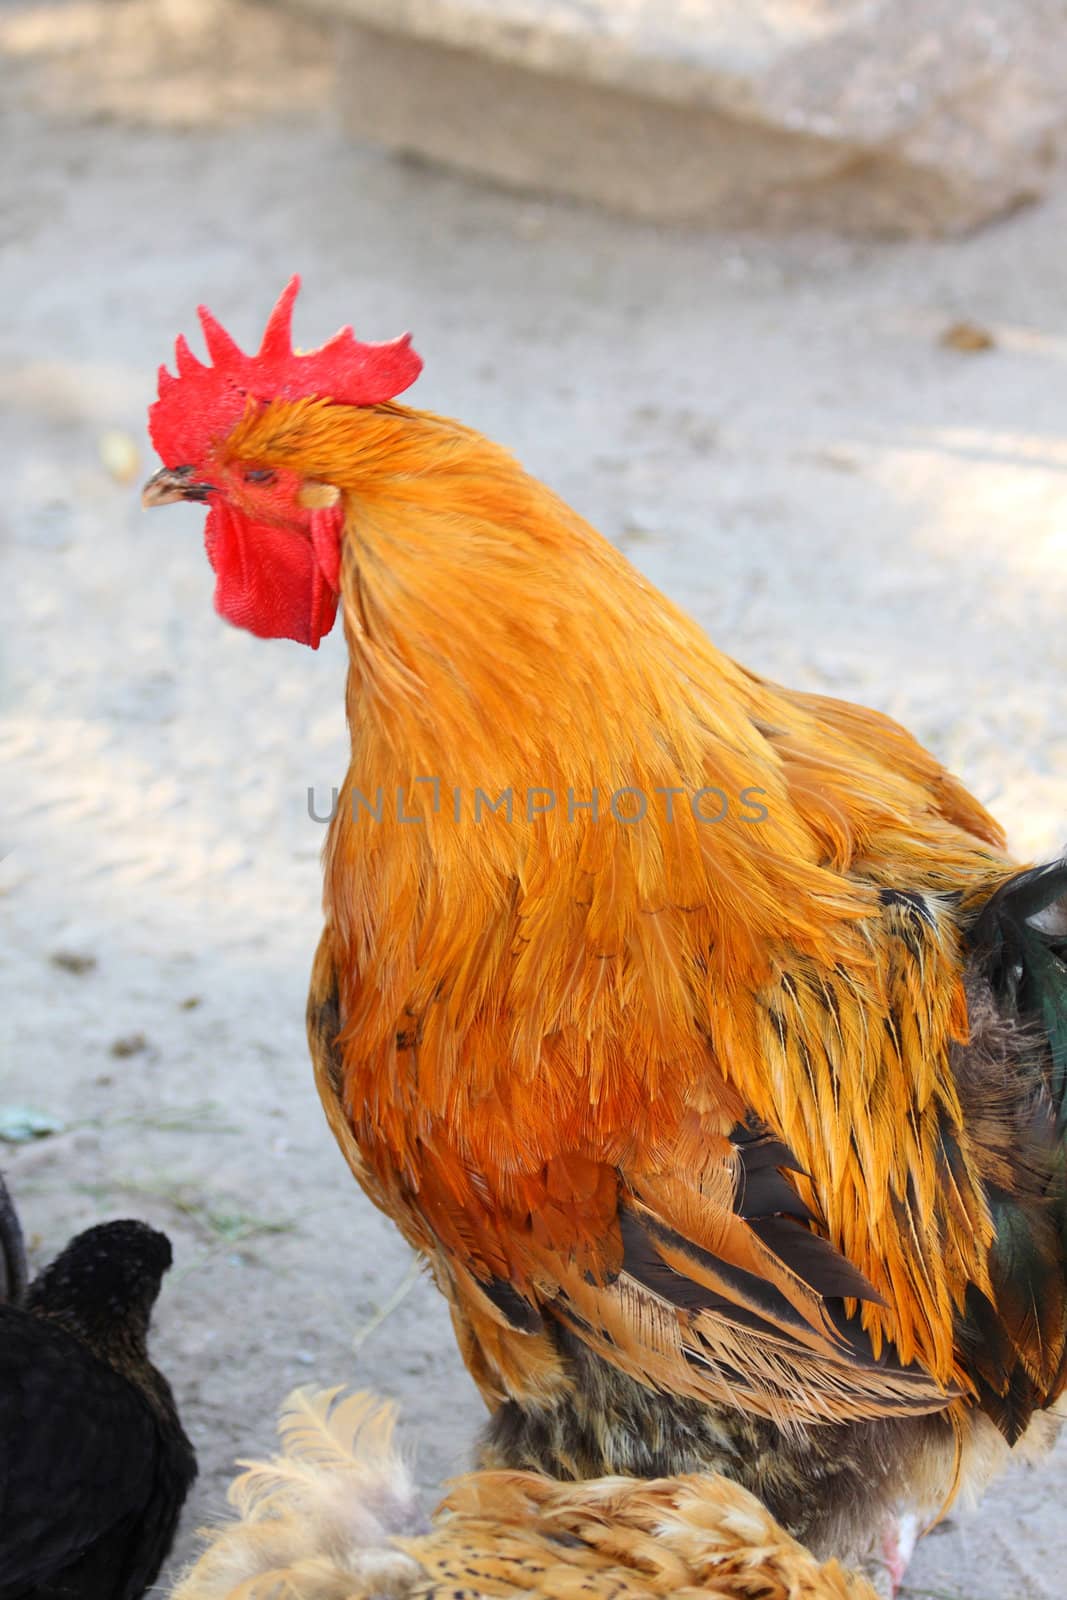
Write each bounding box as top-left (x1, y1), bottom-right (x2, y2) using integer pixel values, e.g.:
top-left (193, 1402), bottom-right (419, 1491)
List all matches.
top-left (1, 3), bottom-right (1066, 1595)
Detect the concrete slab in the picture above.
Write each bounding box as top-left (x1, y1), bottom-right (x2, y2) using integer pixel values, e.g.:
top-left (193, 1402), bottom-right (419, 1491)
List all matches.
top-left (289, 0), bottom-right (1067, 232)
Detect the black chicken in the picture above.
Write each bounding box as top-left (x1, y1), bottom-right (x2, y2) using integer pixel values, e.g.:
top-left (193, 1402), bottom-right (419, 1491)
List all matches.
top-left (0, 1204), bottom-right (197, 1599)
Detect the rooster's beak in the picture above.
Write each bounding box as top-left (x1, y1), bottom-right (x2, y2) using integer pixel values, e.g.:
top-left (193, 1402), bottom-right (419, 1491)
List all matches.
top-left (141, 466), bottom-right (217, 508)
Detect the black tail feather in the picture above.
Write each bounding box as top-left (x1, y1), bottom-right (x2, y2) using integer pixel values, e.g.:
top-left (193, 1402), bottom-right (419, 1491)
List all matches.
top-left (969, 858), bottom-right (1067, 1127)
top-left (956, 858), bottom-right (1067, 1432)
top-left (0, 1171), bottom-right (28, 1305)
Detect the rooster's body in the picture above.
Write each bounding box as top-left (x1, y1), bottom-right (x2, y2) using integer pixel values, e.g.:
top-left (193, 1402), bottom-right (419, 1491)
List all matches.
top-left (144, 281), bottom-right (1067, 1568)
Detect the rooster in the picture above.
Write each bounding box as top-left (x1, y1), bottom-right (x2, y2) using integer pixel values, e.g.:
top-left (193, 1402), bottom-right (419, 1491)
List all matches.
top-left (142, 280), bottom-right (1067, 1576)
top-left (171, 1384), bottom-right (878, 1600)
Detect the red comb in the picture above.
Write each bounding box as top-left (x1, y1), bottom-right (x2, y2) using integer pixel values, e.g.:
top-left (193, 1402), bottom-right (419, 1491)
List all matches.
top-left (148, 276), bottom-right (422, 465)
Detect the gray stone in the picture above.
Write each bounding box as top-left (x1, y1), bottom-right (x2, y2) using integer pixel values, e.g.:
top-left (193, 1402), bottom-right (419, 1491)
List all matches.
top-left (285, 0), bottom-right (1067, 233)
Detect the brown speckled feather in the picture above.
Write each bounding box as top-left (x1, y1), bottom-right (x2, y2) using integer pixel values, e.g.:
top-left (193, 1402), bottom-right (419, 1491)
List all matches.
top-left (170, 1386), bottom-right (878, 1600)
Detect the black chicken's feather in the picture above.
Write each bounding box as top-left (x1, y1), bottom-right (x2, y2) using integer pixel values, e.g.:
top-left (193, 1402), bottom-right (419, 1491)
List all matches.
top-left (956, 859), bottom-right (1067, 1434)
top-left (0, 1313), bottom-right (161, 1592)
top-left (0, 1173), bottom-right (27, 1306)
top-left (969, 858), bottom-right (1067, 1121)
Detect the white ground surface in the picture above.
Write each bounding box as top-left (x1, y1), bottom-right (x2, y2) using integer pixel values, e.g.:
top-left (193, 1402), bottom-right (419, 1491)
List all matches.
top-left (1, 4), bottom-right (1065, 1596)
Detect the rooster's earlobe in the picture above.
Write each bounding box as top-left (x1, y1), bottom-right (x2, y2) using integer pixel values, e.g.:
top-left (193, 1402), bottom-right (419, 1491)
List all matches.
top-left (299, 481), bottom-right (342, 511)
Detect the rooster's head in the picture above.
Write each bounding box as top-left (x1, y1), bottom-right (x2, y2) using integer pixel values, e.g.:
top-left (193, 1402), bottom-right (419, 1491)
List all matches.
top-left (141, 277), bottom-right (421, 648)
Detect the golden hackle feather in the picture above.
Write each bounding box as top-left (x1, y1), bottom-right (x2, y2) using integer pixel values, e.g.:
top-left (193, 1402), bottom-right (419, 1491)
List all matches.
top-left (171, 1386), bottom-right (879, 1600)
top-left (224, 394), bottom-right (1025, 1425)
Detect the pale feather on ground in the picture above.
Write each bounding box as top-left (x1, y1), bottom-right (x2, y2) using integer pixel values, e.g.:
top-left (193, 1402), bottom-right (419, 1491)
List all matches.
top-left (171, 1384), bottom-right (878, 1599)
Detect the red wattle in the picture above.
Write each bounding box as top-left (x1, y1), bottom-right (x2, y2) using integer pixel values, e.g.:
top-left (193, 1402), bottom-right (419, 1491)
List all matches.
top-left (203, 502), bottom-right (341, 649)
top-left (310, 502), bottom-right (344, 593)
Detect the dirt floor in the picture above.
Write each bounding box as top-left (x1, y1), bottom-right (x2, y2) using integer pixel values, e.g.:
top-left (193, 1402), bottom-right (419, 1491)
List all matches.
top-left (1, 3), bottom-right (1066, 1595)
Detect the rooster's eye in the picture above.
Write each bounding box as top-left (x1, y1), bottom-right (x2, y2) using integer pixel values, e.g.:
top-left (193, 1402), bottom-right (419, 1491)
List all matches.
top-left (244, 468), bottom-right (276, 485)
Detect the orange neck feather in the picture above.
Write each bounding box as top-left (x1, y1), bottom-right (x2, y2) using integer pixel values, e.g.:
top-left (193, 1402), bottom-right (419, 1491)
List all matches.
top-left (238, 399), bottom-right (1017, 1374)
top-left (225, 398), bottom-right (1022, 1381)
top-left (297, 407), bottom-right (1004, 1145)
